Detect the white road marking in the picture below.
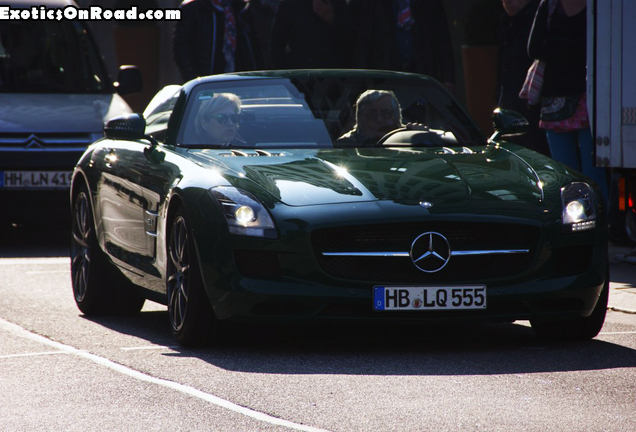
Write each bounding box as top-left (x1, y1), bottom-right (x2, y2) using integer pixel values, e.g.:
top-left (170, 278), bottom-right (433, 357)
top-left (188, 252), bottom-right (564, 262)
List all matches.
top-left (121, 345), bottom-right (178, 351)
top-left (27, 270), bottom-right (69, 274)
top-left (0, 351), bottom-right (77, 359)
top-left (0, 258), bottom-right (70, 265)
top-left (0, 317), bottom-right (329, 432)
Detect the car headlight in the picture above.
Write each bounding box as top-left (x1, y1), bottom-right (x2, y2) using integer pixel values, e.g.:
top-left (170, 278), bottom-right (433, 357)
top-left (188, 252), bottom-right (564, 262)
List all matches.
top-left (561, 182), bottom-right (596, 233)
top-left (209, 186), bottom-right (277, 238)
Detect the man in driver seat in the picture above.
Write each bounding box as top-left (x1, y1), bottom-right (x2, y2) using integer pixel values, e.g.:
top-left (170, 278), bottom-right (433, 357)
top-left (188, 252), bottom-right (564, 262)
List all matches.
top-left (336, 90), bottom-right (403, 147)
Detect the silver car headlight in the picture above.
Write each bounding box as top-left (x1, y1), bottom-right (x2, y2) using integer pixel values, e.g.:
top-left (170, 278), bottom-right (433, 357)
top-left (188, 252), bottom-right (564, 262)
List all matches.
top-left (209, 186), bottom-right (277, 238)
top-left (561, 182), bottom-right (597, 233)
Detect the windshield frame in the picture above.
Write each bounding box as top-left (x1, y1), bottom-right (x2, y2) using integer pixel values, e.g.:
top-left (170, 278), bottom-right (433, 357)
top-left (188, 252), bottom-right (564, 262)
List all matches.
top-left (175, 74), bottom-right (486, 150)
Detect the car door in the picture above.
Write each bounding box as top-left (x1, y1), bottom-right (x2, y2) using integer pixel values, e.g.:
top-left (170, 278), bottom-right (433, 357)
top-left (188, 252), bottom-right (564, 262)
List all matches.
top-left (97, 140), bottom-right (150, 271)
top-left (96, 137), bottom-right (183, 290)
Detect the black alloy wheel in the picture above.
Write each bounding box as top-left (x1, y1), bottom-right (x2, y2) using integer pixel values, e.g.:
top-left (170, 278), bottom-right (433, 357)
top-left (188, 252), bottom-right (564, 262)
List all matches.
top-left (70, 184), bottom-right (144, 315)
top-left (167, 208), bottom-right (218, 346)
top-left (71, 188), bottom-right (93, 307)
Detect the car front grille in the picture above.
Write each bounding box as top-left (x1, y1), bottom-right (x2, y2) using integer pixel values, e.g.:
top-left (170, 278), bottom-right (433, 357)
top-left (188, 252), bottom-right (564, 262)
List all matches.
top-left (312, 222), bottom-right (540, 284)
top-left (0, 132), bottom-right (95, 151)
top-left (234, 249), bottom-right (282, 278)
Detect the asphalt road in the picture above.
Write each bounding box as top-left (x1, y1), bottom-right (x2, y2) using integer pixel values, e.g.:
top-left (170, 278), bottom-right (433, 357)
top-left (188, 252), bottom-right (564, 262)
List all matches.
top-left (1, 225), bottom-right (636, 431)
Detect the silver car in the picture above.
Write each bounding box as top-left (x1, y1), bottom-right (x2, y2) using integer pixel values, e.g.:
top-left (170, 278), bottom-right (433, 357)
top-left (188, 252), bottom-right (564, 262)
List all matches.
top-left (0, 0), bottom-right (140, 226)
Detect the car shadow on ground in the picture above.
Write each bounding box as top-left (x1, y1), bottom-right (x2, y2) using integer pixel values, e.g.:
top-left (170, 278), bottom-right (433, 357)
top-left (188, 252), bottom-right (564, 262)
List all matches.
top-left (86, 309), bottom-right (636, 377)
top-left (11, 222), bottom-right (636, 377)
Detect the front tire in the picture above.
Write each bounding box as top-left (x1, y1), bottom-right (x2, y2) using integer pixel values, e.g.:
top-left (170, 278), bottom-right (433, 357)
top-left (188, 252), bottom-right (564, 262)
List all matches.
top-left (530, 275), bottom-right (609, 341)
top-left (70, 185), bottom-right (145, 315)
top-left (167, 208), bottom-right (219, 346)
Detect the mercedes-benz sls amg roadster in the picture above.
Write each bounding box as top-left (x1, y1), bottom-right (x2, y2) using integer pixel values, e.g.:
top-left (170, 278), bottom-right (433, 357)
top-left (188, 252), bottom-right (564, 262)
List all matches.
top-left (70, 70), bottom-right (608, 346)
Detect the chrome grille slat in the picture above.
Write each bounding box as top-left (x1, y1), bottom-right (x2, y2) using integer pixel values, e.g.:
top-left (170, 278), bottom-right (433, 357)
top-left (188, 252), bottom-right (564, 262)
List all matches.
top-left (312, 222), bottom-right (540, 283)
top-left (322, 249), bottom-right (530, 257)
top-left (0, 133), bottom-right (95, 150)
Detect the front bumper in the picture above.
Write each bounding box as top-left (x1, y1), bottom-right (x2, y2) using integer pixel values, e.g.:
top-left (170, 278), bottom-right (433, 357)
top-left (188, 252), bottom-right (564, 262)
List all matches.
top-left (194, 222), bottom-right (608, 325)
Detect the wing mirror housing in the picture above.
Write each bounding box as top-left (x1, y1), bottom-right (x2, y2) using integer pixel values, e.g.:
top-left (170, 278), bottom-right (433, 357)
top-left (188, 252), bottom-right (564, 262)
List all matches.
top-left (104, 113), bottom-right (164, 163)
top-left (104, 113), bottom-right (146, 140)
top-left (490, 108), bottom-right (529, 141)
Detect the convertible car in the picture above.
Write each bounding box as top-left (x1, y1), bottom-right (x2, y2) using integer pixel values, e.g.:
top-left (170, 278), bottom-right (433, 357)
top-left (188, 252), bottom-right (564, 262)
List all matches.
top-left (70, 70), bottom-right (608, 346)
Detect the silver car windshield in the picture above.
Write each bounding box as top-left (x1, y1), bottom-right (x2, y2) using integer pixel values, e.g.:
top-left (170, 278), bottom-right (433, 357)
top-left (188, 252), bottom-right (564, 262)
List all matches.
top-left (0, 21), bottom-right (110, 93)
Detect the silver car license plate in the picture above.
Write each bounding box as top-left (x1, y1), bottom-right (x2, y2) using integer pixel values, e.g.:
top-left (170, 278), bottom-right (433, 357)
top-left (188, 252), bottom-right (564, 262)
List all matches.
top-left (1, 171), bottom-right (73, 189)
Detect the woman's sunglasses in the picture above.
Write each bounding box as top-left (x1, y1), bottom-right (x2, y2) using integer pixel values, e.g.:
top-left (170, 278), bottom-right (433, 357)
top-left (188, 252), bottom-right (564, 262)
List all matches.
top-left (213, 113), bottom-right (239, 125)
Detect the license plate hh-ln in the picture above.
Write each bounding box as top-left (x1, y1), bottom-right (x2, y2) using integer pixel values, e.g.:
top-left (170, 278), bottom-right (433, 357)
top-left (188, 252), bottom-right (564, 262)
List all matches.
top-left (374, 286), bottom-right (487, 311)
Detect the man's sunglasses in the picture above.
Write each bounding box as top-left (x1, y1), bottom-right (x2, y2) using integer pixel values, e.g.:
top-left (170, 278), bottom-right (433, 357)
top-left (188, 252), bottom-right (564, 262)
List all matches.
top-left (213, 113), bottom-right (239, 125)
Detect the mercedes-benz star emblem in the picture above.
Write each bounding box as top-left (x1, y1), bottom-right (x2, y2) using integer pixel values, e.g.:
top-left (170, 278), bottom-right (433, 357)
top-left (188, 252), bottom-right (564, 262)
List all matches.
top-left (410, 232), bottom-right (451, 273)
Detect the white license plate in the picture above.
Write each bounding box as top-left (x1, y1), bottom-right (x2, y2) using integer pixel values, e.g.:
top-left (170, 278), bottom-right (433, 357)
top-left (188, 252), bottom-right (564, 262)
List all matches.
top-left (1, 171), bottom-right (72, 189)
top-left (374, 285), bottom-right (487, 310)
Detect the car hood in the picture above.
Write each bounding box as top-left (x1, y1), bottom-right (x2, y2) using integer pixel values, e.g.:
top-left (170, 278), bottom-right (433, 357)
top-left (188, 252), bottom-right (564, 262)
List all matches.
top-left (191, 146), bottom-right (550, 209)
top-left (0, 93), bottom-right (131, 133)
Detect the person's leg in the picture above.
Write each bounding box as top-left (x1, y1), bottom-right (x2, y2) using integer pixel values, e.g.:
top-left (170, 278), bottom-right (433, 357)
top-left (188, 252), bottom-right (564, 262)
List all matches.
top-left (545, 129), bottom-right (580, 170)
top-left (578, 128), bottom-right (609, 201)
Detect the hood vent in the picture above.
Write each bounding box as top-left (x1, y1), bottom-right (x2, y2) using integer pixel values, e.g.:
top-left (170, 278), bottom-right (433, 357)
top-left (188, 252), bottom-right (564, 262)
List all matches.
top-left (220, 149), bottom-right (284, 157)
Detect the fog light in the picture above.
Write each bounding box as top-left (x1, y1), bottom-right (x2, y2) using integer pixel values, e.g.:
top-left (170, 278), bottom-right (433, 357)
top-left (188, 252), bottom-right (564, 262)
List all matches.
top-left (572, 220), bottom-right (596, 232)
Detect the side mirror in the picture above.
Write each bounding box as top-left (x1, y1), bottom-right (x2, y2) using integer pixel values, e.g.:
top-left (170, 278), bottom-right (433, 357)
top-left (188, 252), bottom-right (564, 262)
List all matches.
top-left (104, 113), bottom-right (146, 140)
top-left (115, 65), bottom-right (142, 95)
top-left (490, 108), bottom-right (529, 141)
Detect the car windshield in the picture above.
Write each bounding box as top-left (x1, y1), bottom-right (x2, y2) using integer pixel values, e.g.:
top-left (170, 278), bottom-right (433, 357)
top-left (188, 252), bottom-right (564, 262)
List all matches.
top-left (0, 21), bottom-right (110, 93)
top-left (177, 74), bottom-right (485, 149)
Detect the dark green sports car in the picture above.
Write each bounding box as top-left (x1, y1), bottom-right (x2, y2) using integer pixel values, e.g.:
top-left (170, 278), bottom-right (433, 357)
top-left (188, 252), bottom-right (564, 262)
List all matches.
top-left (70, 70), bottom-right (608, 346)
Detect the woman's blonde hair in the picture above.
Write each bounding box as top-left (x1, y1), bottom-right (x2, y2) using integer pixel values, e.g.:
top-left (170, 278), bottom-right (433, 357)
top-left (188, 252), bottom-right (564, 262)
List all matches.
top-left (194, 92), bottom-right (241, 136)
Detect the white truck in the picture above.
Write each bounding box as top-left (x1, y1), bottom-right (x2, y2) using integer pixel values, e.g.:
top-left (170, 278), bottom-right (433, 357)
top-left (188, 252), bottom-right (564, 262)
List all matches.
top-left (588, 0), bottom-right (636, 251)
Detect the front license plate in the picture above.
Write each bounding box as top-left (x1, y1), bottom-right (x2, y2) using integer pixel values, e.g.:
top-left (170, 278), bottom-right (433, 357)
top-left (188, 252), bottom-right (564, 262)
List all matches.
top-left (0, 171), bottom-right (72, 189)
top-left (373, 286), bottom-right (487, 310)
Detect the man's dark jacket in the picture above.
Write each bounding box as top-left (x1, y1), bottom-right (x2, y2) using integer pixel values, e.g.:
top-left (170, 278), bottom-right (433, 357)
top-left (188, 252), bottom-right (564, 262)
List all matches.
top-left (348, 0), bottom-right (455, 85)
top-left (173, 0), bottom-right (261, 83)
top-left (270, 0), bottom-right (350, 69)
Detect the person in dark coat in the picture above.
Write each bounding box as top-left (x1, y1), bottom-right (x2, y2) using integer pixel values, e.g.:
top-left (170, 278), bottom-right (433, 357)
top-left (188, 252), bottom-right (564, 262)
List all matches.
top-left (247, 0), bottom-right (280, 69)
top-left (173, 0), bottom-right (261, 83)
top-left (528, 0), bottom-right (608, 200)
top-left (348, 0), bottom-right (455, 92)
top-left (498, 0), bottom-right (550, 155)
top-left (270, 0), bottom-right (350, 69)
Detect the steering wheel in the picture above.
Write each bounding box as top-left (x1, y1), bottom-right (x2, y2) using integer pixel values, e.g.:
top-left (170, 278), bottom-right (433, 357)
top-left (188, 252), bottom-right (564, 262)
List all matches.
top-left (376, 127), bottom-right (410, 145)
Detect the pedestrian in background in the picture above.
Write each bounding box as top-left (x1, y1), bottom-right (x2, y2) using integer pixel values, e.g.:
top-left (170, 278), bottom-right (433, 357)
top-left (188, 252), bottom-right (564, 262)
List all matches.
top-left (348, 0), bottom-right (456, 93)
top-left (173, 0), bottom-right (261, 83)
top-left (247, 0), bottom-right (280, 69)
top-left (498, 0), bottom-right (550, 155)
top-left (528, 0), bottom-right (608, 200)
top-left (270, 0), bottom-right (350, 69)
